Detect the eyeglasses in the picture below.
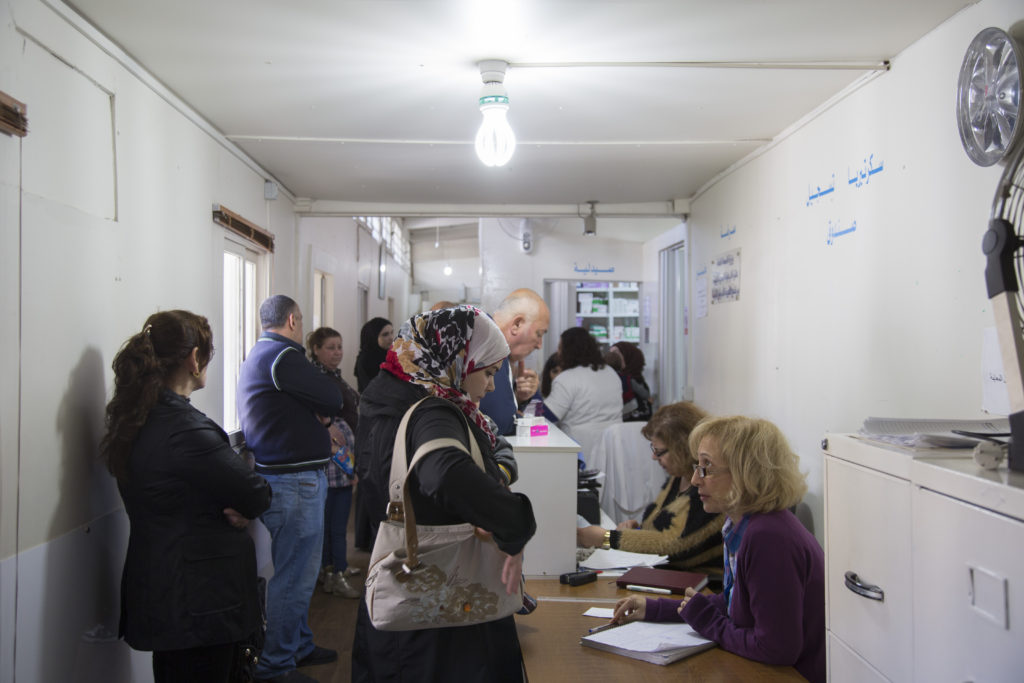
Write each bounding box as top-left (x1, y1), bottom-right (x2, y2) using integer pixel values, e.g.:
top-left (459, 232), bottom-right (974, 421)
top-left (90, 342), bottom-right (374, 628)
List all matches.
top-left (692, 463), bottom-right (726, 479)
top-left (650, 445), bottom-right (670, 458)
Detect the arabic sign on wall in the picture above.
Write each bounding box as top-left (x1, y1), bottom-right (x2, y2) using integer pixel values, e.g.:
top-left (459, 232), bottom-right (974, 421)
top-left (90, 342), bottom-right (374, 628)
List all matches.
top-left (711, 249), bottom-right (740, 305)
top-left (573, 262), bottom-right (616, 275)
top-left (695, 265), bottom-right (708, 318)
top-left (805, 153), bottom-right (884, 247)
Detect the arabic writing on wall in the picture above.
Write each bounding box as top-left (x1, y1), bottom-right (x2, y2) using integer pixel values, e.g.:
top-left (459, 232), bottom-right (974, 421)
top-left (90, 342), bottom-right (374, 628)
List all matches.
top-left (805, 153), bottom-right (884, 247)
top-left (573, 262), bottom-right (616, 274)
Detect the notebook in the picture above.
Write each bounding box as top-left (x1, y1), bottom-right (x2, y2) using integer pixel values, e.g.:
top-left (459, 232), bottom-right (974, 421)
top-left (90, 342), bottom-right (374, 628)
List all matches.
top-left (580, 621), bottom-right (716, 665)
top-left (615, 567), bottom-right (708, 595)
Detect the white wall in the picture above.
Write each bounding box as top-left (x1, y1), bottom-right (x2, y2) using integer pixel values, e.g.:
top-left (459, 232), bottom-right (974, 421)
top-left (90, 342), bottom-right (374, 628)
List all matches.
top-left (0, 0), bottom-right (300, 680)
top-left (411, 231), bottom-right (481, 306)
top-left (685, 0), bottom-right (1021, 535)
top-left (295, 216), bottom-right (412, 386)
top-left (480, 216), bottom-right (677, 374)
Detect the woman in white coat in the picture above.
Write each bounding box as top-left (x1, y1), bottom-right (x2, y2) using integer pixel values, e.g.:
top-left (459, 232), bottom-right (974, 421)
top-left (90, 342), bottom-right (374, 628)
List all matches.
top-left (543, 327), bottom-right (622, 462)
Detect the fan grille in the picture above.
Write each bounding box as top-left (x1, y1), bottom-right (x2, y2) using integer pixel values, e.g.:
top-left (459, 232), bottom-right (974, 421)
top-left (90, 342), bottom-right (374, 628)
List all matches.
top-left (999, 142), bottom-right (1024, 323)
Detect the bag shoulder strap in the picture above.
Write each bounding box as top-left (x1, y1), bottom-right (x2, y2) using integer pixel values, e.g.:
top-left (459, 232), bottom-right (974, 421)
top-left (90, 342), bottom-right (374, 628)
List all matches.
top-left (386, 396), bottom-right (487, 570)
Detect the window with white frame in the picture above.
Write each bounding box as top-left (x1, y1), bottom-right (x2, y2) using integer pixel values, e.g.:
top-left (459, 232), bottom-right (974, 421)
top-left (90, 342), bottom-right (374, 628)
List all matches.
top-left (223, 239), bottom-right (267, 432)
top-left (312, 268), bottom-right (334, 330)
top-left (355, 216), bottom-right (410, 268)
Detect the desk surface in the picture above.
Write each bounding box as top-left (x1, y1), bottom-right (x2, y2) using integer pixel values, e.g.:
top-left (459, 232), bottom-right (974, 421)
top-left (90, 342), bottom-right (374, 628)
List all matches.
top-left (517, 578), bottom-right (804, 682)
top-left (506, 418), bottom-right (581, 452)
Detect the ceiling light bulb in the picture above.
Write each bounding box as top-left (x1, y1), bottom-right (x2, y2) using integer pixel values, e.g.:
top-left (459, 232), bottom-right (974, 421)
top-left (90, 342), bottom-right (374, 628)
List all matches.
top-left (475, 61), bottom-right (516, 167)
top-left (443, 264), bottom-right (453, 276)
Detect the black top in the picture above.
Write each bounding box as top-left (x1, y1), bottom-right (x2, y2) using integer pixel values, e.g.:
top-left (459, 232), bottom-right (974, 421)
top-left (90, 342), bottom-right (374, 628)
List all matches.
top-left (354, 318), bottom-right (391, 392)
top-left (352, 371), bottom-right (536, 682)
top-left (356, 371), bottom-right (535, 555)
top-left (118, 390), bottom-right (272, 651)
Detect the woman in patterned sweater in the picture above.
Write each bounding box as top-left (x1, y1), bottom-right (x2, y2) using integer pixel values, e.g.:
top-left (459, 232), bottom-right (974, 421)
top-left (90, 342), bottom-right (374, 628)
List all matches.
top-left (577, 402), bottom-right (724, 578)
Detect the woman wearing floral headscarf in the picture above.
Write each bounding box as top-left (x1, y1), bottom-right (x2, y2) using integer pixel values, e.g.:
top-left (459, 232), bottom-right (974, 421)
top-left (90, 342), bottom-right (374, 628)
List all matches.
top-left (351, 305), bottom-right (536, 683)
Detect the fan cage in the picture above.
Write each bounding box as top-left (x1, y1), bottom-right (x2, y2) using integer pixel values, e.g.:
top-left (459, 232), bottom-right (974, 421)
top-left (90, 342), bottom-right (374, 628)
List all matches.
top-left (998, 141), bottom-right (1024, 322)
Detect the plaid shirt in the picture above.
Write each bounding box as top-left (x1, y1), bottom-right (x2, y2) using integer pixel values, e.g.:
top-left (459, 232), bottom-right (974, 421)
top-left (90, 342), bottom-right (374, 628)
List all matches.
top-left (326, 417), bottom-right (356, 488)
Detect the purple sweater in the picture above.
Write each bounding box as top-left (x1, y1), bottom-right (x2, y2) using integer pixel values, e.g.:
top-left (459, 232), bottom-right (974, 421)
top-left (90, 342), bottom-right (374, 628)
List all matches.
top-left (644, 509), bottom-right (824, 682)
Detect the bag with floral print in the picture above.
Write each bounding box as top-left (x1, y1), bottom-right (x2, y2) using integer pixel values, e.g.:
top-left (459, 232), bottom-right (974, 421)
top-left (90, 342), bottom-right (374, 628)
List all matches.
top-left (365, 398), bottom-right (523, 631)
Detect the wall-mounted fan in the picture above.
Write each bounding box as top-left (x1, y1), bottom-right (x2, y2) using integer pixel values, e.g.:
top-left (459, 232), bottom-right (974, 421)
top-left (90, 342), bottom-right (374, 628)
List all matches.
top-left (983, 137), bottom-right (1024, 472)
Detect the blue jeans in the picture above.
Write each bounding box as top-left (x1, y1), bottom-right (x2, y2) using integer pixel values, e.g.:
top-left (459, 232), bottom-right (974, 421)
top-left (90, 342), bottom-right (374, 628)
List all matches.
top-left (323, 485), bottom-right (353, 571)
top-left (255, 469), bottom-right (327, 677)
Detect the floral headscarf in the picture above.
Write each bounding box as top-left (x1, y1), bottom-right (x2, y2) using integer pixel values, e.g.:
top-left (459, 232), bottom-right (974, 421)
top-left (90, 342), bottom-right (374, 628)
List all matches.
top-left (380, 305), bottom-right (509, 446)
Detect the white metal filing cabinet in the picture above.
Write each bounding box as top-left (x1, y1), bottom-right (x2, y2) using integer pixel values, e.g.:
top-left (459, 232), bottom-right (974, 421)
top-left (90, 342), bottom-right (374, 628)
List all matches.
top-left (823, 434), bottom-right (1024, 682)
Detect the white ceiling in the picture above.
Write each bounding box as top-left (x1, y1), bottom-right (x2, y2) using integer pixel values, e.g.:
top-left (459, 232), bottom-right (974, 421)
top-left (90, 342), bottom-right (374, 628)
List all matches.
top-left (62, 0), bottom-right (975, 236)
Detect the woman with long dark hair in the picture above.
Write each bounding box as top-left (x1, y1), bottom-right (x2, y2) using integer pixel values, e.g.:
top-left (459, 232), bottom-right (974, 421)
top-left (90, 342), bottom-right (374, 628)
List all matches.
top-left (543, 327), bottom-right (622, 451)
top-left (101, 310), bottom-right (271, 683)
top-left (610, 341), bottom-right (653, 421)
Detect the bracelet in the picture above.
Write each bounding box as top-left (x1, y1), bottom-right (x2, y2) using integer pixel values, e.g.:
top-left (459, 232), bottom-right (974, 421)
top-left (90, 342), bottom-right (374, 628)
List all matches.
top-left (600, 529), bottom-right (612, 550)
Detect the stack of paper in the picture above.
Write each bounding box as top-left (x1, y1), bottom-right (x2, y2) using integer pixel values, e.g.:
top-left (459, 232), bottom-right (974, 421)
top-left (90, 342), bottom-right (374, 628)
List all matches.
top-left (581, 621), bottom-right (715, 665)
top-left (579, 548), bottom-right (668, 571)
top-left (859, 417), bottom-right (1010, 449)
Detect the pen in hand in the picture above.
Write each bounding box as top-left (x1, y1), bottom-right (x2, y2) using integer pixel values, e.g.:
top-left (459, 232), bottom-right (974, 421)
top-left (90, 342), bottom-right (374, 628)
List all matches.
top-left (588, 622), bottom-right (617, 634)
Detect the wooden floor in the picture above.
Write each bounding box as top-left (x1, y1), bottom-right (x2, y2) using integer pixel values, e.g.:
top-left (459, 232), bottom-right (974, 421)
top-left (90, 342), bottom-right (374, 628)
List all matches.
top-left (303, 515), bottom-right (371, 683)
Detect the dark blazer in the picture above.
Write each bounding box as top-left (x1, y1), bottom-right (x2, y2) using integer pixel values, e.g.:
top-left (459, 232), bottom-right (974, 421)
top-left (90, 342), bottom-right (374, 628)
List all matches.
top-left (118, 390), bottom-right (272, 651)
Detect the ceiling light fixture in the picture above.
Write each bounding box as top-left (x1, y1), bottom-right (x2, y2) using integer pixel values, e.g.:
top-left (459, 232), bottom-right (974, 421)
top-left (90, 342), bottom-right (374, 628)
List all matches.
top-left (475, 60), bottom-right (516, 167)
top-left (443, 263), bottom-right (453, 277)
top-left (583, 201), bottom-right (598, 236)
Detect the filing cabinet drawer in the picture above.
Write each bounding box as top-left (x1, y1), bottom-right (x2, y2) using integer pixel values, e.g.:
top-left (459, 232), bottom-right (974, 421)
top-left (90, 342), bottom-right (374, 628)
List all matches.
top-left (825, 455), bottom-right (912, 683)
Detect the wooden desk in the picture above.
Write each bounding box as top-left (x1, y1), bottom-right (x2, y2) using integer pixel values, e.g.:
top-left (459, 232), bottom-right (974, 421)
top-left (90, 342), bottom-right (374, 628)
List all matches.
top-left (517, 579), bottom-right (804, 682)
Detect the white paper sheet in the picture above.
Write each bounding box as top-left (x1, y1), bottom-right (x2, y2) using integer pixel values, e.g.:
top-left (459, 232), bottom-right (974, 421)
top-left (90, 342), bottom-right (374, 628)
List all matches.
top-left (579, 548), bottom-right (669, 570)
top-left (584, 621), bottom-right (712, 653)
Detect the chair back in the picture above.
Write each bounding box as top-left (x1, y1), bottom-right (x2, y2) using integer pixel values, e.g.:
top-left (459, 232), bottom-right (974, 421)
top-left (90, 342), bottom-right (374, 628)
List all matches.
top-left (588, 421), bottom-right (667, 524)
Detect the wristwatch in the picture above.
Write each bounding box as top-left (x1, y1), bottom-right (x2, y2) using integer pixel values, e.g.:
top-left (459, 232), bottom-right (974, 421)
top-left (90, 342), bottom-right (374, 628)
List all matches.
top-left (601, 530), bottom-right (612, 550)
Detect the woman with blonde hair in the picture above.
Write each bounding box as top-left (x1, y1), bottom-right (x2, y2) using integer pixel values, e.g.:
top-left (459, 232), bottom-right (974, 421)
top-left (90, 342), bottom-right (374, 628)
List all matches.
top-left (612, 416), bottom-right (824, 682)
top-left (576, 402), bottom-right (724, 577)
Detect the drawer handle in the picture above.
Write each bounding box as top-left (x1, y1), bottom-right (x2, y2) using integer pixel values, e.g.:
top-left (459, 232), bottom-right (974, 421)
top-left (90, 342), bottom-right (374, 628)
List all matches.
top-left (844, 571), bottom-right (884, 601)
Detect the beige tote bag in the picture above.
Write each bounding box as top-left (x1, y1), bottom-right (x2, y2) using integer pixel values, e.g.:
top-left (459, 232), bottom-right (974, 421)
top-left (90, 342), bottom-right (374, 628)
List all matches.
top-left (365, 398), bottom-right (523, 630)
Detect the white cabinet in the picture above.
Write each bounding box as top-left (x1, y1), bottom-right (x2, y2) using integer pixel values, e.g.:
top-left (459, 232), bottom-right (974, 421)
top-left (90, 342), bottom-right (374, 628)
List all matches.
top-left (824, 434), bottom-right (1024, 682)
top-left (824, 437), bottom-right (914, 683)
top-left (575, 281), bottom-right (639, 345)
top-left (911, 461), bottom-right (1024, 682)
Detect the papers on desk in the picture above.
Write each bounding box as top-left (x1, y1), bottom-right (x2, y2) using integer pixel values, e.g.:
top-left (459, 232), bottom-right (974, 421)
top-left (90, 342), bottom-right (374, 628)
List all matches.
top-left (859, 417), bottom-right (1010, 449)
top-left (581, 621), bottom-right (716, 665)
top-left (579, 548), bottom-right (669, 571)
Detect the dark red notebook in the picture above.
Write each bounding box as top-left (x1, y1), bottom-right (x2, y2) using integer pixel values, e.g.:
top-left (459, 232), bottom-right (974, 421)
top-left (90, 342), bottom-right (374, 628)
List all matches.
top-left (615, 567), bottom-right (709, 595)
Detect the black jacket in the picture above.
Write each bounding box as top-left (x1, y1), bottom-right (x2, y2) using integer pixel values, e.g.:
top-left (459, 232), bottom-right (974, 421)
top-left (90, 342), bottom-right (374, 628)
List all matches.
top-left (118, 390), bottom-right (272, 651)
top-left (355, 372), bottom-right (535, 553)
top-left (352, 372), bottom-right (536, 683)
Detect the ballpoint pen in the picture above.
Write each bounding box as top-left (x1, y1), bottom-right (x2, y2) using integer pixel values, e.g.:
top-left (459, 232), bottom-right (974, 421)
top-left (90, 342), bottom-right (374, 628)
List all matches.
top-left (625, 584), bottom-right (671, 595)
top-left (587, 622), bottom-right (618, 634)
